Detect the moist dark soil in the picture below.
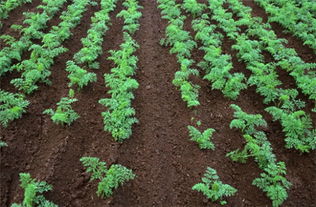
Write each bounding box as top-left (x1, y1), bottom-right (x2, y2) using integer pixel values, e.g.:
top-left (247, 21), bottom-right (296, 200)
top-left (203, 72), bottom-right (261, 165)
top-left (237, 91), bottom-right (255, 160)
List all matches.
top-left (0, 0), bottom-right (315, 207)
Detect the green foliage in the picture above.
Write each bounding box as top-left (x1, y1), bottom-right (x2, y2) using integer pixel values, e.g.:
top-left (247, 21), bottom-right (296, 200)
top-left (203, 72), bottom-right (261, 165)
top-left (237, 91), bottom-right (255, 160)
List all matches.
top-left (192, 167), bottom-right (237, 205)
top-left (158, 0), bottom-right (200, 107)
top-left (117, 0), bottom-right (142, 34)
top-left (11, 0), bottom-right (91, 93)
top-left (0, 0), bottom-right (32, 20)
top-left (43, 90), bottom-right (79, 126)
top-left (80, 157), bottom-right (135, 199)
top-left (182, 0), bottom-right (206, 17)
top-left (0, 140), bottom-right (8, 147)
top-left (0, 0), bottom-right (67, 77)
top-left (227, 104), bottom-right (291, 206)
top-left (0, 90), bottom-right (29, 127)
top-left (230, 104), bottom-right (267, 135)
top-left (98, 0), bottom-right (142, 142)
top-left (253, 162), bottom-right (291, 207)
top-left (11, 173), bottom-right (58, 207)
top-left (99, 33), bottom-right (139, 142)
top-left (65, 61), bottom-right (96, 89)
top-left (255, 0), bottom-right (316, 51)
top-left (266, 107), bottom-right (316, 152)
top-left (73, 0), bottom-right (118, 69)
top-left (187, 125), bottom-right (215, 150)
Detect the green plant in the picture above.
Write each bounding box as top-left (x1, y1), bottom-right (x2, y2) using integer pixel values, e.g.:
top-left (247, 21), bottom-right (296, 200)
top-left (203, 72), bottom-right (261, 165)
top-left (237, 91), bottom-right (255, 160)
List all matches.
top-left (230, 104), bottom-right (267, 135)
top-left (11, 173), bottom-right (58, 207)
top-left (43, 90), bottom-right (79, 126)
top-left (187, 125), bottom-right (215, 150)
top-left (80, 157), bottom-right (135, 198)
top-left (0, 90), bottom-right (29, 127)
top-left (0, 140), bottom-right (8, 147)
top-left (65, 61), bottom-right (96, 89)
top-left (192, 167), bottom-right (237, 205)
top-left (227, 104), bottom-right (291, 206)
top-left (266, 107), bottom-right (316, 152)
top-left (253, 162), bottom-right (291, 207)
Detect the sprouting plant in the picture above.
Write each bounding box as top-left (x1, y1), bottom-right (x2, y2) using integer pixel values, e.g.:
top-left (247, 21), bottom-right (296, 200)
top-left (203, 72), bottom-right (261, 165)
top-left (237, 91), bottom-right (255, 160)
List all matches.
top-left (80, 157), bottom-right (135, 198)
top-left (10, 173), bottom-right (58, 207)
top-left (192, 167), bottom-right (237, 205)
top-left (43, 90), bottom-right (79, 126)
top-left (187, 125), bottom-right (215, 150)
top-left (0, 140), bottom-right (8, 147)
top-left (0, 90), bottom-right (29, 127)
top-left (253, 162), bottom-right (291, 207)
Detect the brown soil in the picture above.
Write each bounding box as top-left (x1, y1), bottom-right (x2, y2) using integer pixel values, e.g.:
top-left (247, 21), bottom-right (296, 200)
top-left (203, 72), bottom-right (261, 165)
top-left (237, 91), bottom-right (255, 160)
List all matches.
top-left (0, 0), bottom-right (315, 207)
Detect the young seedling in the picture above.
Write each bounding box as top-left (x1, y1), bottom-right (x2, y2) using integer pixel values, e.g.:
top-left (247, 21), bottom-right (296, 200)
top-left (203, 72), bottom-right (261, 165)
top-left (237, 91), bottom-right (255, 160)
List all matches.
top-left (11, 173), bottom-right (58, 207)
top-left (80, 156), bottom-right (135, 198)
top-left (192, 167), bottom-right (237, 205)
top-left (43, 90), bottom-right (79, 126)
top-left (187, 125), bottom-right (215, 150)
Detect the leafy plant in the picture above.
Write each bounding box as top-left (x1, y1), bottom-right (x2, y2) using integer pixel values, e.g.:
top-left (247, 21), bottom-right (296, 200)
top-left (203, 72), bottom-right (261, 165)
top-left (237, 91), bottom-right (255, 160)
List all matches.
top-left (65, 61), bottom-right (96, 89)
top-left (80, 157), bottom-right (135, 198)
top-left (0, 90), bottom-right (29, 127)
top-left (230, 104), bottom-right (267, 135)
top-left (187, 125), bottom-right (215, 150)
top-left (43, 90), bottom-right (79, 126)
top-left (227, 104), bottom-right (291, 206)
top-left (10, 173), bottom-right (58, 207)
top-left (192, 167), bottom-right (237, 205)
top-left (253, 162), bottom-right (291, 207)
top-left (266, 107), bottom-right (316, 152)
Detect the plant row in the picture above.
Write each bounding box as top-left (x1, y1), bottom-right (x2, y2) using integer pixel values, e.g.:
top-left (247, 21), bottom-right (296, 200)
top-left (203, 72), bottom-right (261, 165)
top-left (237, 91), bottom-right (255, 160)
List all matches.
top-left (208, 0), bottom-right (315, 152)
top-left (227, 104), bottom-right (291, 207)
top-left (10, 0), bottom-right (94, 94)
top-left (0, 0), bottom-right (67, 76)
top-left (255, 0), bottom-right (316, 51)
top-left (99, 0), bottom-right (142, 142)
top-left (157, 0), bottom-right (200, 107)
top-left (44, 0), bottom-right (118, 126)
top-left (182, 0), bottom-right (247, 100)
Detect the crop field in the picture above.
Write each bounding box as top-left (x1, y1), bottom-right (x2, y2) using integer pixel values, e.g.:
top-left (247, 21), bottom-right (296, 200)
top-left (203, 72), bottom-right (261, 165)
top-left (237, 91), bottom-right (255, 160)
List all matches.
top-left (0, 0), bottom-right (315, 206)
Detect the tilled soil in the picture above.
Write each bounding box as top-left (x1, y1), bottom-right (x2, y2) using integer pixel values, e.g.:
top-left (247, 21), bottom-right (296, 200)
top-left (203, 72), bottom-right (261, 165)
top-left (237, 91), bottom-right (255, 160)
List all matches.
top-left (0, 0), bottom-right (315, 207)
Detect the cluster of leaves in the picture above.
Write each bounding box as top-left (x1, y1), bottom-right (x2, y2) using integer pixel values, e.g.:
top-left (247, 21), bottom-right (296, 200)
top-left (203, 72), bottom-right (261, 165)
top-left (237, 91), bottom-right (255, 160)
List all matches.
top-left (192, 167), bottom-right (237, 205)
top-left (11, 173), bottom-right (58, 207)
top-left (188, 5), bottom-right (247, 100)
top-left (73, 0), bottom-right (118, 70)
top-left (227, 104), bottom-right (291, 207)
top-left (0, 0), bottom-right (31, 21)
top-left (158, 0), bottom-right (200, 107)
top-left (99, 0), bottom-right (142, 142)
top-left (80, 157), bottom-right (135, 198)
top-left (187, 125), bottom-right (215, 150)
top-left (11, 0), bottom-right (93, 94)
top-left (266, 107), bottom-right (316, 152)
top-left (0, 90), bottom-right (29, 127)
top-left (0, 0), bottom-right (67, 76)
top-left (228, 0), bottom-right (316, 111)
top-left (210, 0), bottom-right (316, 153)
top-left (65, 61), bottom-right (96, 90)
top-left (43, 90), bottom-right (79, 126)
top-left (255, 0), bottom-right (316, 51)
